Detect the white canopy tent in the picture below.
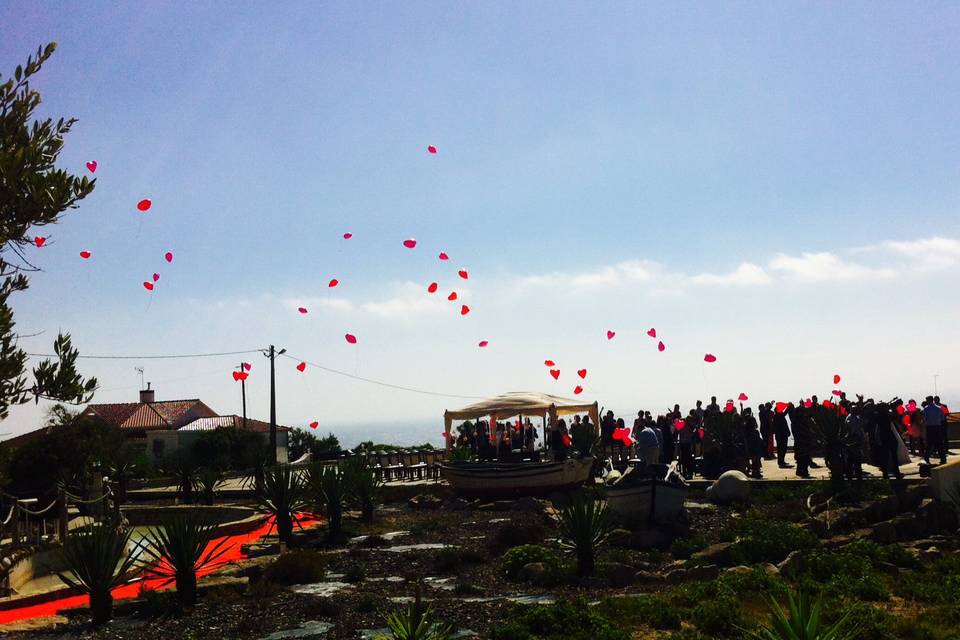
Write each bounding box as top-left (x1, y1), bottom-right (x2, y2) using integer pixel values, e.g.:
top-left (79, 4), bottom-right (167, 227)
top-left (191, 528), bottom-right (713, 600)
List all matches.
top-left (443, 391), bottom-right (599, 451)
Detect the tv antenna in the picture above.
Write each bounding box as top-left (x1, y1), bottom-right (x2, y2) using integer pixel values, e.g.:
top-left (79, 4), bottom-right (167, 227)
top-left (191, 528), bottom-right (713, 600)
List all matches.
top-left (135, 367), bottom-right (145, 390)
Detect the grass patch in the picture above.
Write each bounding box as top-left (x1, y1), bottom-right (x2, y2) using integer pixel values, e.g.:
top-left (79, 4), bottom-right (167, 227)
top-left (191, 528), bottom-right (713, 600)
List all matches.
top-left (489, 599), bottom-right (629, 640)
top-left (670, 536), bottom-right (708, 560)
top-left (719, 516), bottom-right (819, 565)
top-left (596, 594), bottom-right (682, 630)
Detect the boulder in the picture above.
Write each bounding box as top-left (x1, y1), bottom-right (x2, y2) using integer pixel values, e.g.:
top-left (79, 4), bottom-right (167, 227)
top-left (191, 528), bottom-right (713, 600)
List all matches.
top-left (685, 564), bottom-right (720, 581)
top-left (892, 513), bottom-right (926, 542)
top-left (517, 562), bottom-right (549, 584)
top-left (408, 494), bottom-right (443, 510)
top-left (723, 565), bottom-right (753, 576)
top-left (918, 546), bottom-right (944, 564)
top-left (869, 520), bottom-right (898, 544)
top-left (759, 562), bottom-right (780, 575)
top-left (445, 498), bottom-right (471, 511)
top-left (776, 550), bottom-right (804, 577)
top-left (597, 562), bottom-right (636, 587)
top-left (691, 542), bottom-right (736, 566)
top-left (634, 570), bottom-right (666, 583)
top-left (629, 528), bottom-right (669, 550)
top-left (664, 568), bottom-right (687, 584)
top-left (705, 470), bottom-right (751, 505)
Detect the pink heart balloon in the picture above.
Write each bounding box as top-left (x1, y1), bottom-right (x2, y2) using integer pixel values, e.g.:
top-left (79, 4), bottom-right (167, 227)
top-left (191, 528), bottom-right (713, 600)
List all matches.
top-left (427, 145), bottom-right (437, 154)
top-left (704, 354), bottom-right (717, 363)
top-left (647, 328), bottom-right (656, 338)
top-left (607, 330), bottom-right (615, 340)
top-left (439, 252), bottom-right (449, 261)
top-left (298, 307), bottom-right (308, 314)
top-left (658, 341), bottom-right (665, 352)
top-left (86, 160), bottom-right (97, 173)
top-left (403, 239), bottom-right (417, 249)
top-left (152, 273), bottom-right (160, 282)
top-left (343, 232), bottom-right (353, 239)
top-left (345, 333), bottom-right (357, 344)
top-left (478, 340), bottom-right (489, 348)
top-left (164, 252), bottom-right (173, 263)
top-left (738, 392), bottom-right (748, 402)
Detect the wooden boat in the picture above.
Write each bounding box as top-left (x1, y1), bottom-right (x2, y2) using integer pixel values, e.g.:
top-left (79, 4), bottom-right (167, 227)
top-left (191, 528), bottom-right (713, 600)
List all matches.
top-left (440, 456), bottom-right (594, 497)
top-left (604, 461), bottom-right (689, 524)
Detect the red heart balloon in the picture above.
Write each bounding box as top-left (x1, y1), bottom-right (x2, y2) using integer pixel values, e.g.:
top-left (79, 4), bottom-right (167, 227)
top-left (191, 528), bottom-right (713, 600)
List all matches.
top-left (86, 160), bottom-right (97, 173)
top-left (647, 328), bottom-right (656, 338)
top-left (164, 252), bottom-right (173, 263)
top-left (574, 385), bottom-right (583, 395)
top-left (296, 362), bottom-right (306, 372)
top-left (549, 369), bottom-right (560, 380)
top-left (79, 250), bottom-right (91, 259)
top-left (345, 333), bottom-right (357, 344)
top-left (607, 330), bottom-right (615, 340)
top-left (725, 401), bottom-right (735, 413)
top-left (403, 239), bottom-right (417, 249)
top-left (137, 199), bottom-right (152, 212)
top-left (343, 232), bottom-right (353, 239)
top-left (439, 252), bottom-right (449, 261)
top-left (34, 236), bottom-right (45, 247)
top-left (577, 369), bottom-right (587, 379)
top-left (232, 371), bottom-right (241, 381)
top-left (804, 399), bottom-right (813, 409)
top-left (460, 305), bottom-right (470, 316)
top-left (458, 269), bottom-right (468, 280)
top-left (833, 374), bottom-right (841, 384)
top-left (775, 401), bottom-right (789, 413)
top-left (738, 392), bottom-right (748, 401)
top-left (704, 354), bottom-right (717, 363)
top-left (544, 360), bottom-right (555, 367)
top-left (832, 389), bottom-right (842, 397)
top-left (143, 281), bottom-right (154, 291)
top-left (152, 273), bottom-right (160, 282)
top-left (328, 279), bottom-right (339, 288)
top-left (658, 341), bottom-right (665, 352)
top-left (298, 307), bottom-right (308, 314)
top-left (562, 434), bottom-right (572, 447)
top-left (674, 418), bottom-right (686, 431)
top-left (478, 340), bottom-right (489, 347)
top-left (309, 421), bottom-right (319, 429)
top-left (427, 145), bottom-right (437, 154)
top-left (237, 371), bottom-right (248, 381)
top-left (447, 291), bottom-right (458, 301)
top-left (427, 282), bottom-right (438, 293)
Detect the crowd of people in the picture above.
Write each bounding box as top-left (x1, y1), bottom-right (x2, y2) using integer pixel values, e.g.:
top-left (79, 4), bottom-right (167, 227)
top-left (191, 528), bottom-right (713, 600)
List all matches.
top-left (453, 394), bottom-right (953, 481)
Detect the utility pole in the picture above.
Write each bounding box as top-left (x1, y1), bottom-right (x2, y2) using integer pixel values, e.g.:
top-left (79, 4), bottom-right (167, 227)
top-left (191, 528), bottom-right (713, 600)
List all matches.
top-left (269, 345), bottom-right (277, 464)
top-left (934, 374), bottom-right (940, 397)
top-left (238, 363), bottom-right (248, 431)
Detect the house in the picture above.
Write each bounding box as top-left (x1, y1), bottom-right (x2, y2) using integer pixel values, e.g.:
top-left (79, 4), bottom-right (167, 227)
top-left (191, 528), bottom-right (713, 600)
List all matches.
top-left (81, 385), bottom-right (289, 465)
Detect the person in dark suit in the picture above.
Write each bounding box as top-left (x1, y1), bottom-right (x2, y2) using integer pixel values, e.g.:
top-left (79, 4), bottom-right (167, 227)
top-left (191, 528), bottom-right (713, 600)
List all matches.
top-left (774, 405), bottom-right (792, 468)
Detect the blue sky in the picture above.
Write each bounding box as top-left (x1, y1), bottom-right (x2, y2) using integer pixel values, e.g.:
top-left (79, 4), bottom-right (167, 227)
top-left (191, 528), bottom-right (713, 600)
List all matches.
top-left (2, 2), bottom-right (958, 441)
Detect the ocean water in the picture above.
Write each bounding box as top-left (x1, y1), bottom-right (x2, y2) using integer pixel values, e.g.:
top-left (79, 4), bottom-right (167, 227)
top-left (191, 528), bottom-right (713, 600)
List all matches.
top-left (329, 420), bottom-right (449, 449)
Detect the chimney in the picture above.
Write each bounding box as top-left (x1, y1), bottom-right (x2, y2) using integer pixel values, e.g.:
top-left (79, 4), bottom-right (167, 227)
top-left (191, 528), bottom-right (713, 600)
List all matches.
top-left (139, 382), bottom-right (155, 404)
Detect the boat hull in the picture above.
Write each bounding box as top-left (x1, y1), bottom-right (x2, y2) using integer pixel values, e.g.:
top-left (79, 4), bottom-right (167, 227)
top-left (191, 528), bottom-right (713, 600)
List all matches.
top-left (440, 457), bottom-right (594, 497)
top-left (604, 480), bottom-right (689, 524)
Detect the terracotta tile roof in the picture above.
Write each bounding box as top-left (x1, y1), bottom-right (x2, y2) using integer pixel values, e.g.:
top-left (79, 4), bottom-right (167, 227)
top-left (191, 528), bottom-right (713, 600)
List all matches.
top-left (85, 399), bottom-right (212, 431)
top-left (178, 415), bottom-right (289, 434)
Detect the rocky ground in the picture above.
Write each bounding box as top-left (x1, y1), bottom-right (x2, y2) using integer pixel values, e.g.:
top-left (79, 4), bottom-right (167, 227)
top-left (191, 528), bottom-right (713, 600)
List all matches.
top-left (3, 479), bottom-right (960, 640)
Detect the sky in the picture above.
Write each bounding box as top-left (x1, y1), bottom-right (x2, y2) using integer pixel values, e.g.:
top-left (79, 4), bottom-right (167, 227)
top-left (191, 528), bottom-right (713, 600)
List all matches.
top-left (1, 2), bottom-right (958, 444)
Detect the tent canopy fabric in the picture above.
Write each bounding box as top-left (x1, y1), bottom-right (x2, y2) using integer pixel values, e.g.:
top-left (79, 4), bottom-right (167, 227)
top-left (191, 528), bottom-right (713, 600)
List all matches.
top-left (445, 391), bottom-right (597, 421)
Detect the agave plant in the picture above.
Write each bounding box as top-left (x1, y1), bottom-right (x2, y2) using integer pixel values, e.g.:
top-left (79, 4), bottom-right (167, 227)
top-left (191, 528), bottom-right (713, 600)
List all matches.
top-left (106, 455), bottom-right (137, 505)
top-left (168, 453), bottom-right (199, 505)
top-left (307, 462), bottom-right (348, 541)
top-left (137, 513), bottom-right (233, 608)
top-left (809, 405), bottom-right (855, 483)
top-left (57, 525), bottom-right (139, 625)
top-left (196, 467), bottom-right (224, 506)
top-left (377, 583), bottom-right (451, 640)
top-left (253, 464), bottom-right (309, 544)
top-left (557, 493), bottom-right (614, 576)
top-left (748, 590), bottom-right (858, 640)
top-left (344, 457), bottom-right (382, 522)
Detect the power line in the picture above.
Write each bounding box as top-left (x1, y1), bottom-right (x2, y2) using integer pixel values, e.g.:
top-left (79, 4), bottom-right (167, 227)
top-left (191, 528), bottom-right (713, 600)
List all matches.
top-left (280, 352), bottom-right (484, 400)
top-left (25, 349), bottom-right (262, 360)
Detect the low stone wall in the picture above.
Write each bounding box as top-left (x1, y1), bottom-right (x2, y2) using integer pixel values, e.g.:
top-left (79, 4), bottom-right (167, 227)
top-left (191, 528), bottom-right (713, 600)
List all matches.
top-left (122, 504), bottom-right (258, 527)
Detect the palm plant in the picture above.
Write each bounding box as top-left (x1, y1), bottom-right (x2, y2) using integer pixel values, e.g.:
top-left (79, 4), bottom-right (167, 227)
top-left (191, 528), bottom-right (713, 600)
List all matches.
top-left (57, 525), bottom-right (139, 625)
top-left (809, 405), bottom-right (855, 483)
top-left (570, 421), bottom-right (597, 458)
top-left (137, 513), bottom-right (232, 608)
top-left (196, 467), bottom-right (224, 506)
top-left (748, 590), bottom-right (858, 640)
top-left (169, 453), bottom-right (198, 505)
top-left (253, 464), bottom-right (309, 544)
top-left (377, 583), bottom-right (452, 640)
top-left (344, 457), bottom-right (381, 522)
top-left (557, 493), bottom-right (614, 576)
top-left (307, 462), bottom-right (348, 541)
top-left (106, 455), bottom-right (137, 505)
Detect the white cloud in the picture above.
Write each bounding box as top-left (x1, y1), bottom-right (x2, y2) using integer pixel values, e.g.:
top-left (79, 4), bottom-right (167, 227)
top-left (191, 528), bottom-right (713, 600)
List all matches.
top-left (284, 297), bottom-right (355, 312)
top-left (871, 237), bottom-right (960, 272)
top-left (518, 259), bottom-right (657, 290)
top-left (361, 282), bottom-right (465, 319)
top-left (768, 252), bottom-right (896, 282)
top-left (690, 262), bottom-right (771, 287)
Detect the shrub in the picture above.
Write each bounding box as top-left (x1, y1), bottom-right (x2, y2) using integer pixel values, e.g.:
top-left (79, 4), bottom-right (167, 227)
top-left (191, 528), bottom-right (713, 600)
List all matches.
top-left (343, 564), bottom-right (366, 583)
top-left (557, 494), bottom-right (614, 576)
top-left (795, 548), bottom-right (890, 601)
top-left (344, 457), bottom-right (382, 522)
top-left (489, 600), bottom-right (629, 640)
top-left (488, 521), bottom-right (547, 552)
top-left (596, 595), bottom-right (682, 630)
top-left (138, 513), bottom-right (232, 608)
top-left (263, 551), bottom-right (327, 585)
top-left (57, 525), bottom-right (139, 625)
top-left (377, 585), bottom-right (451, 640)
top-left (826, 602), bottom-right (896, 640)
top-left (749, 590), bottom-right (860, 640)
top-left (895, 553), bottom-right (960, 604)
top-left (502, 545), bottom-right (563, 579)
top-left (432, 547), bottom-right (485, 573)
top-left (670, 536), bottom-right (708, 560)
top-left (721, 517), bottom-right (819, 565)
